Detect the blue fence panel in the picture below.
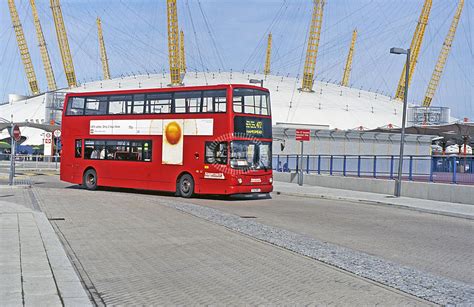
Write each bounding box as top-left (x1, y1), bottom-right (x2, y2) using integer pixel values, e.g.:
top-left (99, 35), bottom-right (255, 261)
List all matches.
top-left (272, 154), bottom-right (474, 185)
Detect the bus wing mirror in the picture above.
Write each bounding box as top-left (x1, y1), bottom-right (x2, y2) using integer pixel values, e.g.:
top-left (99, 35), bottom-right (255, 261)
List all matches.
top-left (280, 142), bottom-right (285, 151)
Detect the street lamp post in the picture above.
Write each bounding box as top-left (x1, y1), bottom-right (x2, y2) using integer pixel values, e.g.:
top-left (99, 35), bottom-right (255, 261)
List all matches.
top-left (390, 47), bottom-right (410, 197)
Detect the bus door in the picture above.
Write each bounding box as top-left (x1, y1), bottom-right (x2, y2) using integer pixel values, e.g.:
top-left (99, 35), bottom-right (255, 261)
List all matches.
top-left (72, 138), bottom-right (83, 181)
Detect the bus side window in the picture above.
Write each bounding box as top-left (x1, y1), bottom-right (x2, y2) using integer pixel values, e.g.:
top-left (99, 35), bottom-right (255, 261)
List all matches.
top-left (75, 139), bottom-right (82, 158)
top-left (66, 97), bottom-right (85, 115)
top-left (85, 96), bottom-right (107, 115)
top-left (205, 142), bottom-right (227, 164)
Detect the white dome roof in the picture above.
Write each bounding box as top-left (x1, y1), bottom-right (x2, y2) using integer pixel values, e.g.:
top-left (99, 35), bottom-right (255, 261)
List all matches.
top-left (1, 71), bottom-right (404, 145)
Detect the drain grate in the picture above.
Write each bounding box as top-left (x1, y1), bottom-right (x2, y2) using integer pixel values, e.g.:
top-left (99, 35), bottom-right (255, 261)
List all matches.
top-left (48, 217), bottom-right (66, 221)
top-left (239, 216), bottom-right (257, 219)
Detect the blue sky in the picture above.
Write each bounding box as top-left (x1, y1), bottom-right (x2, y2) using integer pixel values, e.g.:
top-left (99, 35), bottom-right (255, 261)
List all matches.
top-left (0, 0), bottom-right (472, 119)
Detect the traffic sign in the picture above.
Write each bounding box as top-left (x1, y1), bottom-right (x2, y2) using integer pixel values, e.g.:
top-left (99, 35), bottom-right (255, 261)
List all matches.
top-left (295, 129), bottom-right (310, 141)
top-left (53, 129), bottom-right (61, 138)
top-left (12, 125), bottom-right (21, 142)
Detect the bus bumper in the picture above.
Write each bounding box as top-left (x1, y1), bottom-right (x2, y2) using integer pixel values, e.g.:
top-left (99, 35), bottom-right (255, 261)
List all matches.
top-left (227, 184), bottom-right (273, 195)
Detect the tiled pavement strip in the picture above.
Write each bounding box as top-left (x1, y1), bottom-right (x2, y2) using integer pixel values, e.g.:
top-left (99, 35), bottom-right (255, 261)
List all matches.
top-left (0, 187), bottom-right (91, 306)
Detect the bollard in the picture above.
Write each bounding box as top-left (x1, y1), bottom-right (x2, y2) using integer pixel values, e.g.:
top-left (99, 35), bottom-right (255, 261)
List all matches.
top-left (343, 156), bottom-right (347, 176)
top-left (317, 155), bottom-right (321, 175)
top-left (329, 155), bottom-right (333, 175)
top-left (452, 156), bottom-right (457, 184)
top-left (373, 156), bottom-right (377, 178)
top-left (390, 155), bottom-right (394, 179)
top-left (357, 155), bottom-right (361, 177)
top-left (409, 156), bottom-right (413, 181)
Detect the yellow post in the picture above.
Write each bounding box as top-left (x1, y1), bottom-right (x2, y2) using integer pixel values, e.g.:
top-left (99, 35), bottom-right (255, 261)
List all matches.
top-left (423, 0), bottom-right (464, 107)
top-left (180, 30), bottom-right (186, 74)
top-left (30, 0), bottom-right (57, 91)
top-left (301, 0), bottom-right (325, 92)
top-left (97, 17), bottom-right (111, 80)
top-left (394, 0), bottom-right (432, 101)
top-left (8, 0), bottom-right (40, 95)
top-left (167, 0), bottom-right (181, 85)
top-left (264, 33), bottom-right (272, 76)
top-left (341, 29), bottom-right (357, 87)
top-left (50, 0), bottom-right (77, 87)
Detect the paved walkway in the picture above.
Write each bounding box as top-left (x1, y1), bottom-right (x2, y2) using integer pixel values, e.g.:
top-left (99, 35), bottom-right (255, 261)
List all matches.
top-left (273, 181), bottom-right (474, 219)
top-left (0, 187), bottom-right (91, 306)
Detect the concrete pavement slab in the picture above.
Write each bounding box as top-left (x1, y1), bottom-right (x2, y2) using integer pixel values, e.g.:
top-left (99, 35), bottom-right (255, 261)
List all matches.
top-left (0, 198), bottom-right (92, 306)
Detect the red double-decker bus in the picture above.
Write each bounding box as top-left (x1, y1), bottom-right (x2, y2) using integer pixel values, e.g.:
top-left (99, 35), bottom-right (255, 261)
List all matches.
top-left (60, 84), bottom-right (273, 197)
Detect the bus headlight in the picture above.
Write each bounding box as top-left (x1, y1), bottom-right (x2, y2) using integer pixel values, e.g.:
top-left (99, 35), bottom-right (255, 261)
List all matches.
top-left (269, 177), bottom-right (273, 184)
top-left (237, 178), bottom-right (243, 184)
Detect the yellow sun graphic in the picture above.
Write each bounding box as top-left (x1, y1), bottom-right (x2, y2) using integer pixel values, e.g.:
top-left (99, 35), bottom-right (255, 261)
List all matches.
top-left (165, 121), bottom-right (182, 145)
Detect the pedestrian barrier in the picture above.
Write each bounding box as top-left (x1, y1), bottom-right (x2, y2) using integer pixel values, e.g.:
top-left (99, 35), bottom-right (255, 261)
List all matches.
top-left (0, 153), bottom-right (60, 172)
top-left (272, 154), bottom-right (474, 185)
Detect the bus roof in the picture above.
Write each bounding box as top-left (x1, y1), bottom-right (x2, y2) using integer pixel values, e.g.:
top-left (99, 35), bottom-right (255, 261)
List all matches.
top-left (65, 83), bottom-right (269, 98)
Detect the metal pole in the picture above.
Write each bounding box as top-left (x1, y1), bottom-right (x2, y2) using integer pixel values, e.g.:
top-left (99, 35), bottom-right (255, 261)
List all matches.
top-left (395, 48), bottom-right (410, 197)
top-left (9, 125), bottom-right (15, 185)
top-left (55, 136), bottom-right (59, 169)
top-left (298, 141), bottom-right (304, 186)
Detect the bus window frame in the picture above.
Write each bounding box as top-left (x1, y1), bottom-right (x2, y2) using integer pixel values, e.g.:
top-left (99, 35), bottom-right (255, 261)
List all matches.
top-left (64, 89), bottom-right (229, 116)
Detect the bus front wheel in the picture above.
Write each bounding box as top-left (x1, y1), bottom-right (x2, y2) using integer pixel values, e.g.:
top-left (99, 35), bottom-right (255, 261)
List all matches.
top-left (178, 174), bottom-right (194, 198)
top-left (83, 169), bottom-right (98, 190)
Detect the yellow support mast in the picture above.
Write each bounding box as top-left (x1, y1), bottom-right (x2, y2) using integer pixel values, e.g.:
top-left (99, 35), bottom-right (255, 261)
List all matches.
top-left (301, 0), bottom-right (325, 92)
top-left (341, 29), bottom-right (357, 87)
top-left (30, 0), bottom-right (57, 91)
top-left (8, 0), bottom-right (40, 95)
top-left (264, 33), bottom-right (272, 76)
top-left (394, 0), bottom-right (432, 101)
top-left (50, 0), bottom-right (77, 87)
top-left (167, 0), bottom-right (181, 85)
top-left (180, 30), bottom-right (186, 74)
top-left (423, 0), bottom-right (464, 107)
top-left (97, 17), bottom-right (111, 80)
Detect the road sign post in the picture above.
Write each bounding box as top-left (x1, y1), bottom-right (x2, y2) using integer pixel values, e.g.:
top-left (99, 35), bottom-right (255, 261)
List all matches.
top-left (295, 129), bottom-right (311, 186)
top-left (9, 125), bottom-right (21, 185)
top-left (53, 129), bottom-right (61, 168)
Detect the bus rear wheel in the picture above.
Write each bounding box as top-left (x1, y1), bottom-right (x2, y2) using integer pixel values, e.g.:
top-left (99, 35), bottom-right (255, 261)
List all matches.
top-left (178, 174), bottom-right (194, 198)
top-left (83, 169), bottom-right (98, 190)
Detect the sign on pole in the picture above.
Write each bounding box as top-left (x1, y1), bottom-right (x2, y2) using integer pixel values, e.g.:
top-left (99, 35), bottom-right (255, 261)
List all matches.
top-left (295, 129), bottom-right (311, 186)
top-left (44, 132), bottom-right (53, 156)
top-left (12, 125), bottom-right (21, 142)
top-left (53, 129), bottom-right (61, 138)
top-left (295, 129), bottom-right (311, 141)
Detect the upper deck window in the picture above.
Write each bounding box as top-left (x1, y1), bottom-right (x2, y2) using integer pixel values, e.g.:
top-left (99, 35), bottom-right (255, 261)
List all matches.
top-left (85, 96), bottom-right (108, 115)
top-left (66, 97), bottom-right (85, 115)
top-left (109, 95), bottom-right (132, 115)
top-left (233, 88), bottom-right (270, 116)
top-left (65, 89), bottom-right (228, 116)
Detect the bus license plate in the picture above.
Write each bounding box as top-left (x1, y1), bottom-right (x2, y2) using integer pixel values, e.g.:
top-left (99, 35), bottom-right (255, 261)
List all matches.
top-left (251, 188), bottom-right (261, 193)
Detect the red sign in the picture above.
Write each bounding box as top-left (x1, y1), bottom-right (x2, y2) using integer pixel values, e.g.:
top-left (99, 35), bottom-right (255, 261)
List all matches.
top-left (12, 125), bottom-right (21, 142)
top-left (295, 129), bottom-right (310, 141)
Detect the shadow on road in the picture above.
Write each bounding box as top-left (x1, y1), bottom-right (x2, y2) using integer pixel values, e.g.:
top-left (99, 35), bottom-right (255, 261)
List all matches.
top-left (65, 184), bottom-right (272, 201)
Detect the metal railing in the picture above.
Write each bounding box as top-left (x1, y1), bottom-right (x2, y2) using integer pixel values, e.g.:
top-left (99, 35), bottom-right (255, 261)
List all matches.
top-left (0, 154), bottom-right (60, 171)
top-left (272, 154), bottom-right (474, 185)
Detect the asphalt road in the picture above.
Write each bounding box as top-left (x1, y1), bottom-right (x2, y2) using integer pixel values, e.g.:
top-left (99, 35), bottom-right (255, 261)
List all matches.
top-left (185, 192), bottom-right (474, 285)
